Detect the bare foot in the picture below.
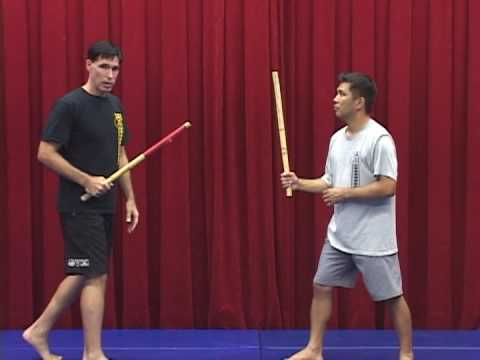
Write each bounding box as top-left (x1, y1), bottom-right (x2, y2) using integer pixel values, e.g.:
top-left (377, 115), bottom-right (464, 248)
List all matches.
top-left (400, 351), bottom-right (414, 360)
top-left (22, 325), bottom-right (62, 360)
top-left (285, 346), bottom-right (324, 360)
top-left (82, 352), bottom-right (109, 360)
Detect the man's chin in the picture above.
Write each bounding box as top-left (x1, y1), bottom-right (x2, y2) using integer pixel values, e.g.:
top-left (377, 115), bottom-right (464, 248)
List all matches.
top-left (335, 114), bottom-right (350, 123)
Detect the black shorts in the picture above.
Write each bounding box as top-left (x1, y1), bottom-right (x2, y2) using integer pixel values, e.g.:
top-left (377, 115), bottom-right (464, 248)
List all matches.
top-left (60, 212), bottom-right (114, 277)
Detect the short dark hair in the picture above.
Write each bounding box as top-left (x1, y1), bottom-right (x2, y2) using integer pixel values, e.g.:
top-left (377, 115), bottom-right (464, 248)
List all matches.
top-left (87, 40), bottom-right (123, 62)
top-left (338, 72), bottom-right (377, 113)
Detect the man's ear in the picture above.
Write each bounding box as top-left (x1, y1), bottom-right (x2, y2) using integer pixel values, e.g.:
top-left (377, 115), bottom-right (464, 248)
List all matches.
top-left (355, 96), bottom-right (365, 111)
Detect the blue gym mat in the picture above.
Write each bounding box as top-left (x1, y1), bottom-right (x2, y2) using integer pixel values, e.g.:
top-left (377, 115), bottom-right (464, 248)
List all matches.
top-left (2, 329), bottom-right (479, 359)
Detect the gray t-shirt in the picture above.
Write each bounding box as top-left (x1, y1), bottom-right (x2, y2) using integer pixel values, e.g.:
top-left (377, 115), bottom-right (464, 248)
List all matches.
top-left (321, 119), bottom-right (398, 256)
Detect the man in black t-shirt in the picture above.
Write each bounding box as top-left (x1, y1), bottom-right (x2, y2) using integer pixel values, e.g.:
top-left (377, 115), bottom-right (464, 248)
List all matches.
top-left (23, 41), bottom-right (139, 360)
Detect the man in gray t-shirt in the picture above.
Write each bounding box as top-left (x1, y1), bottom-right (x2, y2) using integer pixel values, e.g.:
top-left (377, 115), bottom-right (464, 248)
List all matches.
top-left (281, 73), bottom-right (413, 360)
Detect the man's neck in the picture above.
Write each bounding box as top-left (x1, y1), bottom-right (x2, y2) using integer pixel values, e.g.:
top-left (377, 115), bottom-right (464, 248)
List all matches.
top-left (345, 113), bottom-right (370, 134)
top-left (82, 83), bottom-right (106, 97)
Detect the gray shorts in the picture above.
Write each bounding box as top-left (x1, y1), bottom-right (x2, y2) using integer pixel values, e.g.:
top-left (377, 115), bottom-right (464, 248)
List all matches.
top-left (313, 241), bottom-right (403, 301)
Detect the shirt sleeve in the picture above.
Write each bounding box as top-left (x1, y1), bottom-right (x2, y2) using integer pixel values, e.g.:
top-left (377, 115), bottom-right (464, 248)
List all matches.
top-left (42, 100), bottom-right (73, 146)
top-left (373, 135), bottom-right (398, 180)
top-left (321, 140), bottom-right (333, 186)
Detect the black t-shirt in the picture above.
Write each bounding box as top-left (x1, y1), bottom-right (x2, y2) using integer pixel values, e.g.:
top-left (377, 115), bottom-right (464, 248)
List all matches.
top-left (42, 88), bottom-right (129, 213)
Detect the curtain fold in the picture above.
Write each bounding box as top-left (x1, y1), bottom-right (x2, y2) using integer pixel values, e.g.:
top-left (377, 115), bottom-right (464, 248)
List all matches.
top-left (1, 0), bottom-right (479, 330)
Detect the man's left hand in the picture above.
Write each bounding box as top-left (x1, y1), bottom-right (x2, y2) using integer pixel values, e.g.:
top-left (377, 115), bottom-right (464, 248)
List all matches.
top-left (322, 187), bottom-right (350, 206)
top-left (125, 199), bottom-right (139, 233)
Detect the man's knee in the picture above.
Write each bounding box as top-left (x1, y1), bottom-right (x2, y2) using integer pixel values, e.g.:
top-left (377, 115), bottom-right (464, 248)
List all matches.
top-left (85, 273), bottom-right (108, 285)
top-left (313, 283), bottom-right (333, 297)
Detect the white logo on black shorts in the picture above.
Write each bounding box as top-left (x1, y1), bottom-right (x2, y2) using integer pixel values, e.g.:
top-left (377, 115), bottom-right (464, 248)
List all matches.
top-left (67, 258), bottom-right (90, 268)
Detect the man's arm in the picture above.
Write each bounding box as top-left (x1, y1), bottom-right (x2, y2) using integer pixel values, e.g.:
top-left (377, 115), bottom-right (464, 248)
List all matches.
top-left (37, 140), bottom-right (111, 196)
top-left (118, 146), bottom-right (139, 233)
top-left (346, 175), bottom-right (396, 198)
top-left (322, 175), bottom-right (396, 206)
top-left (280, 172), bottom-right (331, 193)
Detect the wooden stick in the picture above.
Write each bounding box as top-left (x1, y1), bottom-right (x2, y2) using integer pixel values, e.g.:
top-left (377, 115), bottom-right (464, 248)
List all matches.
top-left (272, 71), bottom-right (292, 197)
top-left (80, 121), bottom-right (191, 201)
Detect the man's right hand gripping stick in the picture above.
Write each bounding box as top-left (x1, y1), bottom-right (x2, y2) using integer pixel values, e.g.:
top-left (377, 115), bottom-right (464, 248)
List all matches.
top-left (80, 121), bottom-right (191, 202)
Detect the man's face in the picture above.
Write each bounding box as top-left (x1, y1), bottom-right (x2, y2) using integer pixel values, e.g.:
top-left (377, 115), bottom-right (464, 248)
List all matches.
top-left (86, 56), bottom-right (120, 95)
top-left (333, 82), bottom-right (363, 120)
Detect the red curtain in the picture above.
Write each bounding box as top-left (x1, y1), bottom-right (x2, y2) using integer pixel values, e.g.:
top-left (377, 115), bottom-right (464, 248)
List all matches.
top-left (1, 0), bottom-right (479, 330)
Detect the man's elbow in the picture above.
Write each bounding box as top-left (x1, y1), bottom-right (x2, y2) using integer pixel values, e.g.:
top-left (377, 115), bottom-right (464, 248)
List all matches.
top-left (37, 142), bottom-right (57, 164)
top-left (378, 176), bottom-right (396, 197)
top-left (383, 180), bottom-right (396, 197)
top-left (37, 146), bottom-right (48, 163)
top-left (385, 183), bottom-right (396, 197)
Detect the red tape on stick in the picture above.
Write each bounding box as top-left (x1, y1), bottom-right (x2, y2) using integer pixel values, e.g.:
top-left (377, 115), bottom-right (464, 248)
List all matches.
top-left (80, 121), bottom-right (191, 201)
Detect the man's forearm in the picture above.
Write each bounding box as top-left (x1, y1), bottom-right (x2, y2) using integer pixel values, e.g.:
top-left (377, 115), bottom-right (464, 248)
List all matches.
top-left (38, 145), bottom-right (89, 187)
top-left (118, 148), bottom-right (136, 201)
top-left (297, 178), bottom-right (330, 193)
top-left (345, 177), bottom-right (396, 199)
top-left (118, 172), bottom-right (136, 201)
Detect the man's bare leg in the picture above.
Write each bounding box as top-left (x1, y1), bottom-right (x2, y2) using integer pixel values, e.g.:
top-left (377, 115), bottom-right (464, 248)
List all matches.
top-left (23, 275), bottom-right (85, 360)
top-left (81, 274), bottom-right (109, 360)
top-left (285, 284), bottom-right (333, 360)
top-left (386, 296), bottom-right (414, 360)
